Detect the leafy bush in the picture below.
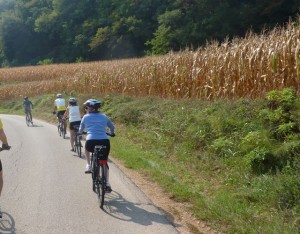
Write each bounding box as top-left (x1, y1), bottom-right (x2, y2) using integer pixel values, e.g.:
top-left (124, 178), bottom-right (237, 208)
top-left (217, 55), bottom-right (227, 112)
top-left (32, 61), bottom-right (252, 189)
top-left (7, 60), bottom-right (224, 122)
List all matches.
top-left (275, 140), bottom-right (300, 170)
top-left (266, 88), bottom-right (296, 111)
top-left (241, 130), bottom-right (272, 153)
top-left (262, 88), bottom-right (299, 140)
top-left (37, 58), bottom-right (53, 65)
top-left (210, 137), bottom-right (235, 157)
top-left (246, 147), bottom-right (277, 174)
top-left (275, 122), bottom-right (298, 140)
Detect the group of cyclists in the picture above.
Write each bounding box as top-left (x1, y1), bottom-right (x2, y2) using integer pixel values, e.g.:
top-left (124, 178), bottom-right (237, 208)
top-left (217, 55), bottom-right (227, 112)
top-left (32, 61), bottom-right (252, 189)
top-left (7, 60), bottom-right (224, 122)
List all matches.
top-left (0, 93), bottom-right (115, 217)
top-left (53, 93), bottom-right (115, 192)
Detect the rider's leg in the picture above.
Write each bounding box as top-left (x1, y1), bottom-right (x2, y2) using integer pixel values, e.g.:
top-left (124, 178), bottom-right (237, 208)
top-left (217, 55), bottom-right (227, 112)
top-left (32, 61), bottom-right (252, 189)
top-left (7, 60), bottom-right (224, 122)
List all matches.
top-left (104, 164), bottom-right (110, 185)
top-left (85, 149), bottom-right (91, 173)
top-left (70, 129), bottom-right (75, 150)
top-left (0, 129), bottom-right (8, 145)
top-left (0, 162), bottom-right (3, 197)
top-left (64, 121), bottom-right (67, 134)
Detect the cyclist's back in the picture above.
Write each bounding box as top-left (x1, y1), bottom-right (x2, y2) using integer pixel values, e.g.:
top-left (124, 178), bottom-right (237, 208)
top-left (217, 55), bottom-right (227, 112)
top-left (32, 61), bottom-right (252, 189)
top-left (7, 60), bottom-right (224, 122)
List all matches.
top-left (23, 97), bottom-right (33, 113)
top-left (54, 93), bottom-right (66, 117)
top-left (81, 112), bottom-right (114, 140)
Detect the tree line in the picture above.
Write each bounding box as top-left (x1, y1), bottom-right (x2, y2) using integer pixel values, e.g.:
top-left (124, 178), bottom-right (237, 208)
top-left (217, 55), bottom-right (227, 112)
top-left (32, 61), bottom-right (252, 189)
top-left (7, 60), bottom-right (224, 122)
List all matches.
top-left (0, 0), bottom-right (299, 67)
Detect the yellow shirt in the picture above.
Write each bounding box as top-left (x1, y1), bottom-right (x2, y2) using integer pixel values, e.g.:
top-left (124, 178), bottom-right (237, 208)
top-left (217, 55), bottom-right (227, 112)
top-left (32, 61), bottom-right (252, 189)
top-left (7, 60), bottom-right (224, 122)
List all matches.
top-left (54, 98), bottom-right (67, 111)
top-left (0, 118), bottom-right (3, 129)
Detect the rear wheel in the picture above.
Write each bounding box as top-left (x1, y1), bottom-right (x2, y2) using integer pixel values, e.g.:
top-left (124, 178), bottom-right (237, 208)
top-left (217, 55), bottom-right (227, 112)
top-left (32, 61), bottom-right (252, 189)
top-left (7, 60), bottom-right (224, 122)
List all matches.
top-left (26, 115), bottom-right (30, 126)
top-left (58, 119), bottom-right (62, 136)
top-left (98, 165), bottom-right (106, 209)
top-left (62, 124), bottom-right (66, 139)
top-left (75, 135), bottom-right (82, 157)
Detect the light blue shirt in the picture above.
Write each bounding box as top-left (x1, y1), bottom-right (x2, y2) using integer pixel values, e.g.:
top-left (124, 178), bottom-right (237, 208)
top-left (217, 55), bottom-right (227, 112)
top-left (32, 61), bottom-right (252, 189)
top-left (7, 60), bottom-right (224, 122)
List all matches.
top-left (79, 112), bottom-right (115, 140)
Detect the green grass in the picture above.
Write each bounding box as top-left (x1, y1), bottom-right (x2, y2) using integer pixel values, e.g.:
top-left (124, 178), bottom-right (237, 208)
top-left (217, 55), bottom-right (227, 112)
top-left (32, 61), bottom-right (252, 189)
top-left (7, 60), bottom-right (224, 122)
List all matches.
top-left (1, 91), bottom-right (300, 233)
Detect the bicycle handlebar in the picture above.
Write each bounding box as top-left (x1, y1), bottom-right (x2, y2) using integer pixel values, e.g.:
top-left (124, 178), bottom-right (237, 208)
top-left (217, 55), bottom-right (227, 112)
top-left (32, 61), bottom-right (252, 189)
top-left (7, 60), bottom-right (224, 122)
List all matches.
top-left (106, 132), bottom-right (115, 137)
top-left (78, 132), bottom-right (115, 137)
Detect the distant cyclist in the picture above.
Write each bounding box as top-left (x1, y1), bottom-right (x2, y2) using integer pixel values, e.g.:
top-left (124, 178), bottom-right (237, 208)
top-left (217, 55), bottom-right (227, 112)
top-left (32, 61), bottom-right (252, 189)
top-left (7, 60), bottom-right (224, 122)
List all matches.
top-left (63, 98), bottom-right (81, 151)
top-left (79, 99), bottom-right (115, 192)
top-left (53, 93), bottom-right (67, 134)
top-left (0, 117), bottom-right (11, 218)
top-left (23, 96), bottom-right (34, 123)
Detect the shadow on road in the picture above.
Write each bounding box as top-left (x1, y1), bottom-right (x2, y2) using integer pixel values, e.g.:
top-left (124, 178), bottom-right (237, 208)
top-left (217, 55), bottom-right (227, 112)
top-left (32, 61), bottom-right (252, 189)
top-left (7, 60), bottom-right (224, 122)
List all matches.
top-left (28, 124), bottom-right (44, 127)
top-left (103, 191), bottom-right (180, 228)
top-left (0, 212), bottom-right (16, 234)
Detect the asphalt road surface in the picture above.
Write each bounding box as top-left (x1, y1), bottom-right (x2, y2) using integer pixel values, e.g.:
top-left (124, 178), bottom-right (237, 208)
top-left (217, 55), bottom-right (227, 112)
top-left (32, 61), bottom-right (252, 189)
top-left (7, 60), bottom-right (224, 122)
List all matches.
top-left (0, 115), bottom-right (179, 234)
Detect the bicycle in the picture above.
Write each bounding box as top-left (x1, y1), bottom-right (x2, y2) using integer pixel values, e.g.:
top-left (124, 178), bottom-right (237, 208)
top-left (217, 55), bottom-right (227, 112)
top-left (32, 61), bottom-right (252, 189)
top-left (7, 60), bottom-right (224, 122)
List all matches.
top-left (25, 111), bottom-right (33, 127)
top-left (57, 115), bottom-right (66, 139)
top-left (90, 133), bottom-right (115, 209)
top-left (73, 125), bottom-right (82, 158)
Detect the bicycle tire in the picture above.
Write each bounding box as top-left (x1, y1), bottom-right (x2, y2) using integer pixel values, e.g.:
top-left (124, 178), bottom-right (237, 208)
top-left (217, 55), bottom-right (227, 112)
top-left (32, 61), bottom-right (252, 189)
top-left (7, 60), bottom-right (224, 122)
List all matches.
top-left (98, 165), bottom-right (106, 209)
top-left (62, 123), bottom-right (66, 139)
top-left (76, 135), bottom-right (82, 157)
top-left (58, 120), bottom-right (62, 136)
top-left (26, 115), bottom-right (30, 126)
top-left (90, 153), bottom-right (96, 182)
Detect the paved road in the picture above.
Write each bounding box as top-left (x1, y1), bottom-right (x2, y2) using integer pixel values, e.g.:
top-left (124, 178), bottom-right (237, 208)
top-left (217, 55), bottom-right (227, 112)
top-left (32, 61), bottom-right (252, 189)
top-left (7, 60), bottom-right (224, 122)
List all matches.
top-left (0, 115), bottom-right (179, 234)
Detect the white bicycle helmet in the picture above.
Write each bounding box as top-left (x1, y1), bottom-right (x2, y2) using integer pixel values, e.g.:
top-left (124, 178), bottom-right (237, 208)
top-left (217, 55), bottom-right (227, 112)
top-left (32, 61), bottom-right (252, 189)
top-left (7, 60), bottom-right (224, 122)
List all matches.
top-left (69, 97), bottom-right (77, 104)
top-left (57, 93), bottom-right (63, 98)
top-left (84, 99), bottom-right (101, 109)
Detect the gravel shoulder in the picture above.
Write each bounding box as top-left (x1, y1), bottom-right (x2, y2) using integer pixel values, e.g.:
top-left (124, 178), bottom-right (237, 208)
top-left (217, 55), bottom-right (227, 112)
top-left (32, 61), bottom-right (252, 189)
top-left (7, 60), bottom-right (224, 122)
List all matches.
top-left (111, 157), bottom-right (223, 234)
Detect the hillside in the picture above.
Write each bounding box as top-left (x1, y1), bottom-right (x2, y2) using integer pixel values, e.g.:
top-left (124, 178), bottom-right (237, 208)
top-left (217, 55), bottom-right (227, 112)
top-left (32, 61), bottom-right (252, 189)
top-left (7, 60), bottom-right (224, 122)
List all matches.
top-left (1, 91), bottom-right (299, 233)
top-left (0, 17), bottom-right (300, 233)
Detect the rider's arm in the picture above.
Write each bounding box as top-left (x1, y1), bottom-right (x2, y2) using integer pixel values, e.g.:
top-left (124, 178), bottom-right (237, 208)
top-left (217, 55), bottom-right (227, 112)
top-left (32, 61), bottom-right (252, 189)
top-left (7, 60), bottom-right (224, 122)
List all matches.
top-left (0, 119), bottom-right (9, 146)
top-left (0, 129), bottom-right (8, 145)
top-left (78, 117), bottom-right (85, 134)
top-left (107, 118), bottom-right (115, 135)
top-left (53, 100), bottom-right (57, 112)
top-left (63, 107), bottom-right (69, 119)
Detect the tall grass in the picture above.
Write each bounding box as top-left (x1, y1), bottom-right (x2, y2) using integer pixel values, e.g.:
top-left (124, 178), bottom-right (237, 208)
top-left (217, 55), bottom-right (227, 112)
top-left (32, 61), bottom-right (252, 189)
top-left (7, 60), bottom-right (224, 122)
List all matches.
top-left (1, 20), bottom-right (300, 100)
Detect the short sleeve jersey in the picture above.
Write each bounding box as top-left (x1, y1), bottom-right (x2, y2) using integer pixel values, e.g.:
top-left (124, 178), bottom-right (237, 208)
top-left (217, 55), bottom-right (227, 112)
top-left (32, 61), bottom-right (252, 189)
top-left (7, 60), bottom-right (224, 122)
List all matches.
top-left (68, 105), bottom-right (81, 122)
top-left (54, 98), bottom-right (66, 111)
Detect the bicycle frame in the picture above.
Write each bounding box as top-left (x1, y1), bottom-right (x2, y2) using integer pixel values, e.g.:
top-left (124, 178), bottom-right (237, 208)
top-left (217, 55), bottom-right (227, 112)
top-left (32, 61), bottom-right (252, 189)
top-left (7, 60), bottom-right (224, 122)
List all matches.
top-left (57, 115), bottom-right (66, 138)
top-left (73, 125), bottom-right (82, 157)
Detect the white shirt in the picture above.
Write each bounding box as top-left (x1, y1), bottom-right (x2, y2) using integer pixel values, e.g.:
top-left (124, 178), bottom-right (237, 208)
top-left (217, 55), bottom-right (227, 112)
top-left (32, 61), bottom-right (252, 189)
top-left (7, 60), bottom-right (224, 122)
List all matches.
top-left (68, 106), bottom-right (81, 122)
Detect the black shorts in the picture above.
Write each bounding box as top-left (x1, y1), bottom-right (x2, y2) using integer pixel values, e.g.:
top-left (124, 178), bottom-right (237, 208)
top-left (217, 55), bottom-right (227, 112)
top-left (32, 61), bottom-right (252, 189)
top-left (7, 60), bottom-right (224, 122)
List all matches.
top-left (57, 110), bottom-right (66, 118)
top-left (70, 121), bottom-right (81, 130)
top-left (0, 160), bottom-right (2, 172)
top-left (85, 139), bottom-right (110, 157)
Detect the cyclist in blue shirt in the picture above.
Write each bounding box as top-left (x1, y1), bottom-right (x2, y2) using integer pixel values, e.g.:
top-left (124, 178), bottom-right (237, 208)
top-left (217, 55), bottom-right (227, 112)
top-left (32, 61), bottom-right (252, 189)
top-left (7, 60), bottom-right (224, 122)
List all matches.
top-left (79, 99), bottom-right (115, 192)
top-left (23, 97), bottom-right (33, 122)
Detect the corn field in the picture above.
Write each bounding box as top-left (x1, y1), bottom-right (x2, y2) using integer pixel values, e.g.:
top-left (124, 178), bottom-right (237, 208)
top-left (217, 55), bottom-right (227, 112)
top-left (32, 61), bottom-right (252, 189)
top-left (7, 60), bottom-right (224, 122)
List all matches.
top-left (1, 20), bottom-right (300, 100)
